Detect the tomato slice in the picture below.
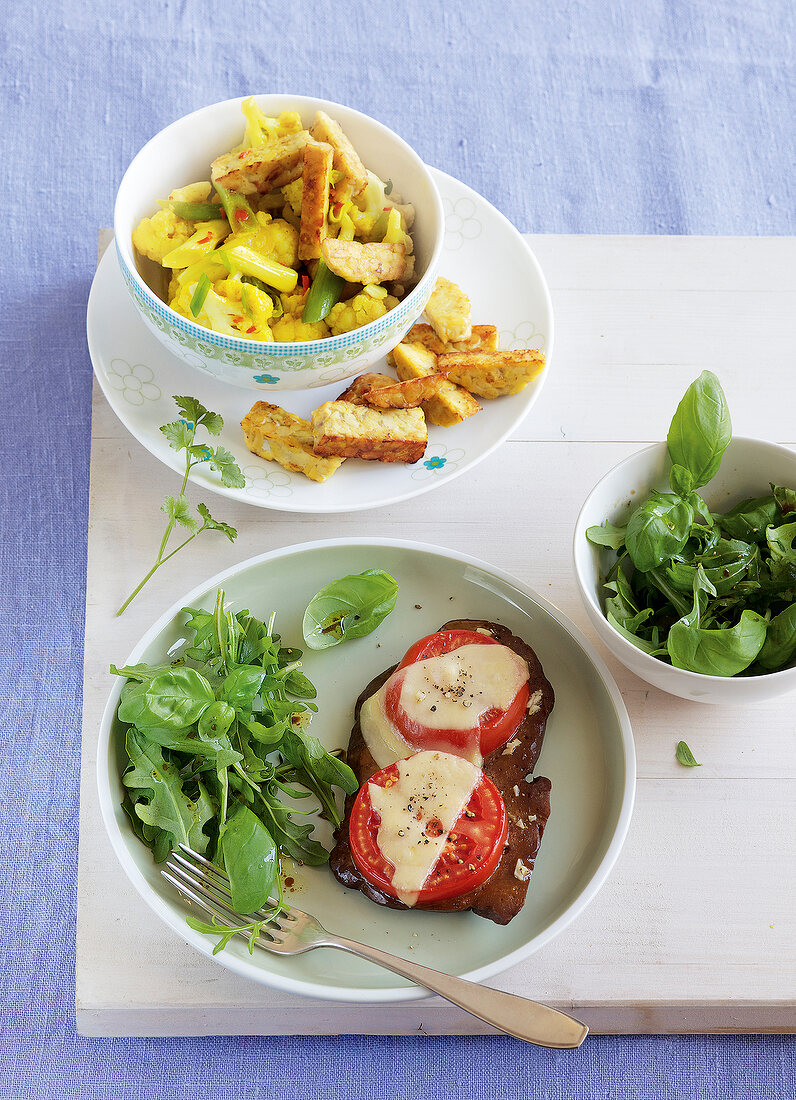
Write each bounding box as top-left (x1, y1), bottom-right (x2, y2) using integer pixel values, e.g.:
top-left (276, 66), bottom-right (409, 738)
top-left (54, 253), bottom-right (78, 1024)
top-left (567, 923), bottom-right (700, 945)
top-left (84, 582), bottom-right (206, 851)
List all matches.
top-left (388, 630), bottom-right (529, 757)
top-left (348, 759), bottom-right (508, 904)
top-left (396, 629), bottom-right (498, 669)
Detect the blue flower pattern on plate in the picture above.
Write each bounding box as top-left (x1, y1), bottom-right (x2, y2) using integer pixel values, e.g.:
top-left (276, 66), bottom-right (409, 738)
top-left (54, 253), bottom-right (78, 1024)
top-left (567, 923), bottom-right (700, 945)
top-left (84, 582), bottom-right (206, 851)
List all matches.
top-left (254, 374), bottom-right (280, 384)
top-left (423, 456), bottom-right (447, 471)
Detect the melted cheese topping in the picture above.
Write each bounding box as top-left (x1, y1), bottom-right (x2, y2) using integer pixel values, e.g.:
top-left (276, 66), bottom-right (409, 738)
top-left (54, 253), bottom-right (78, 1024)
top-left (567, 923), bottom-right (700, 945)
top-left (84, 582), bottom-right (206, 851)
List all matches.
top-left (367, 750), bottom-right (480, 906)
top-left (360, 643), bottom-right (529, 768)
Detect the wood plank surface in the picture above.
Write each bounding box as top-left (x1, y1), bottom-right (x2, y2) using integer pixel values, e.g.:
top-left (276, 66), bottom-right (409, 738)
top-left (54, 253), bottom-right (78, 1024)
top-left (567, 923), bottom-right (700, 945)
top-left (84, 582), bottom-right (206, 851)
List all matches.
top-left (77, 234), bottom-right (796, 1036)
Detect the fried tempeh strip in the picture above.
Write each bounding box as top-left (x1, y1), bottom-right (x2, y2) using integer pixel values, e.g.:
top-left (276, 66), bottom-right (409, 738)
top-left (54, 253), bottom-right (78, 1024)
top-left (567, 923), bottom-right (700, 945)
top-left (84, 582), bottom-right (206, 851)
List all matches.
top-left (337, 373), bottom-right (397, 405)
top-left (310, 110), bottom-right (368, 200)
top-left (362, 374), bottom-right (448, 410)
top-left (424, 276), bottom-right (472, 343)
top-left (311, 401), bottom-right (426, 463)
top-left (211, 133), bottom-right (311, 195)
top-left (241, 401), bottom-right (344, 483)
top-left (321, 239), bottom-right (406, 283)
top-left (437, 349), bottom-right (546, 398)
top-left (392, 342), bottom-right (482, 427)
top-left (298, 140), bottom-right (333, 260)
top-left (392, 322), bottom-right (499, 358)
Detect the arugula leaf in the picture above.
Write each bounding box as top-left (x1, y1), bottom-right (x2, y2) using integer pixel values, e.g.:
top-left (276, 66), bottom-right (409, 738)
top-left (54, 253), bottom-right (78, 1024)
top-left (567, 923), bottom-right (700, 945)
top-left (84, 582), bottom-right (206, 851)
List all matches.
top-left (586, 522), bottom-right (627, 550)
top-left (122, 728), bottom-right (214, 858)
top-left (302, 569), bottom-right (398, 649)
top-left (772, 484), bottom-right (796, 516)
top-left (717, 495), bottom-right (781, 542)
top-left (281, 727), bottom-right (358, 796)
top-left (666, 370), bottom-right (731, 488)
top-left (675, 741), bottom-right (701, 767)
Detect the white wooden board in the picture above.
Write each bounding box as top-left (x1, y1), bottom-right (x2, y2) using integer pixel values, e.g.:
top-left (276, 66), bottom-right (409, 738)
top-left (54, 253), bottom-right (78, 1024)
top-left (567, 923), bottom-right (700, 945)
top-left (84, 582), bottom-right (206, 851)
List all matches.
top-left (77, 233), bottom-right (796, 1036)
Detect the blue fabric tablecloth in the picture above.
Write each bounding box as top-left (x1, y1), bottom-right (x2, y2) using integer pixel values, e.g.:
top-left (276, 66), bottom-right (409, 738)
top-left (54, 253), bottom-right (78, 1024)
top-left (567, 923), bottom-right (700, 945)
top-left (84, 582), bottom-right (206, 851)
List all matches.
top-left (2, 1), bottom-right (794, 1096)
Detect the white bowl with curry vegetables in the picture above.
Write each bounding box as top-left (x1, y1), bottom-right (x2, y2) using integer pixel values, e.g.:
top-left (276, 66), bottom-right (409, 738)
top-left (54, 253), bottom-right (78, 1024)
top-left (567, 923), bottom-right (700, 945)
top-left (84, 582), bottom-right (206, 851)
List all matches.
top-left (114, 95), bottom-right (444, 390)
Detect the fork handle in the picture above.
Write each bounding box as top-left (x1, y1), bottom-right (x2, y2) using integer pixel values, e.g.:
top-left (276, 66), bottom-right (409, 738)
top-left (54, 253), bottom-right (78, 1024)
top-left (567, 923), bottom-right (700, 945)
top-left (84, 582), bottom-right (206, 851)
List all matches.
top-left (325, 935), bottom-right (588, 1049)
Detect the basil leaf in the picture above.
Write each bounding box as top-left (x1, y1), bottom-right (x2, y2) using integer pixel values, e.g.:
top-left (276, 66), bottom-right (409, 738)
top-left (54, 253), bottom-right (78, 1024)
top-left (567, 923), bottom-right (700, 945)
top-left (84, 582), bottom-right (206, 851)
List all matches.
top-left (220, 802), bottom-right (277, 914)
top-left (625, 492), bottom-right (694, 572)
top-left (757, 603), bottom-right (796, 671)
top-left (586, 522), bottom-right (627, 550)
top-left (667, 609), bottom-right (767, 675)
top-left (675, 740), bottom-right (701, 767)
top-left (666, 370), bottom-right (731, 488)
top-left (302, 568), bottom-right (398, 649)
top-left (669, 464), bottom-right (695, 497)
top-left (118, 667), bottom-right (215, 730)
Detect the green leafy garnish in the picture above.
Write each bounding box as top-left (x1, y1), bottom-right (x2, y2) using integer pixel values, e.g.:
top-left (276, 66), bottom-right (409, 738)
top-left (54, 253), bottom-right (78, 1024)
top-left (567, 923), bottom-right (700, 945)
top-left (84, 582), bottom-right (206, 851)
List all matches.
top-left (117, 397), bottom-right (244, 615)
top-left (114, 589), bottom-right (357, 949)
top-left (587, 372), bottom-right (796, 676)
top-left (302, 569), bottom-right (398, 650)
top-left (675, 741), bottom-right (701, 767)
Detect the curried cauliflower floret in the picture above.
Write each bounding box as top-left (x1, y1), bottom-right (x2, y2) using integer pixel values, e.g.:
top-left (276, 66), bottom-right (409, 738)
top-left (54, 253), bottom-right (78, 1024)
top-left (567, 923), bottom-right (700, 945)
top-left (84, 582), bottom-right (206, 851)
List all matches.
top-left (168, 181), bottom-right (213, 204)
top-left (215, 277), bottom-right (244, 302)
top-left (327, 291), bottom-right (400, 336)
top-left (168, 277), bottom-right (196, 319)
top-left (132, 208), bottom-right (193, 263)
top-left (270, 312), bottom-right (330, 342)
top-left (260, 218), bottom-right (300, 267)
top-left (281, 178), bottom-right (303, 218)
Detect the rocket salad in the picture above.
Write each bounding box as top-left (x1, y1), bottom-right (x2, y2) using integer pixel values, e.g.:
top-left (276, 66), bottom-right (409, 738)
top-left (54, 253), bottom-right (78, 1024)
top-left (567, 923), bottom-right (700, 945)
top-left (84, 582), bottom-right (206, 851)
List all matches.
top-left (112, 589), bottom-right (357, 946)
top-left (587, 372), bottom-right (796, 677)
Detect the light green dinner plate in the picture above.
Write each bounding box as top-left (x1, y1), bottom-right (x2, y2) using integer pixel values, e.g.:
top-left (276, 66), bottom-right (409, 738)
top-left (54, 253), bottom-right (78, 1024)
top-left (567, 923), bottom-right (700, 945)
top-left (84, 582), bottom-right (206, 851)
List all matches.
top-left (97, 539), bottom-right (635, 1003)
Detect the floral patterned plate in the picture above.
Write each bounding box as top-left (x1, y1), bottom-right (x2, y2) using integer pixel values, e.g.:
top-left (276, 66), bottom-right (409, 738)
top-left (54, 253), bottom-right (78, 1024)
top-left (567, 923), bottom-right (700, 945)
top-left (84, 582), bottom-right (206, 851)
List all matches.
top-left (87, 169), bottom-right (553, 514)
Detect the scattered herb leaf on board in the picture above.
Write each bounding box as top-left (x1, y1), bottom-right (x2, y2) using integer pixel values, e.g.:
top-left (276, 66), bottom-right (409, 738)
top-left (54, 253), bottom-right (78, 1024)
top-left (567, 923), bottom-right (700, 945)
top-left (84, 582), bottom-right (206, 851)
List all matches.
top-left (587, 371), bottom-right (796, 676)
top-left (116, 396), bottom-right (245, 615)
top-left (113, 589), bottom-right (357, 949)
top-left (675, 741), bottom-right (701, 767)
top-left (302, 568), bottom-right (399, 649)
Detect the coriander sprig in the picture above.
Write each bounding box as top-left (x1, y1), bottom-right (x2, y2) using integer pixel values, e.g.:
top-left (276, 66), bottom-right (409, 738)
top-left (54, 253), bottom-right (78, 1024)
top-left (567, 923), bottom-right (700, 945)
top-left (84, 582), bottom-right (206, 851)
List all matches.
top-left (116, 396), bottom-right (244, 615)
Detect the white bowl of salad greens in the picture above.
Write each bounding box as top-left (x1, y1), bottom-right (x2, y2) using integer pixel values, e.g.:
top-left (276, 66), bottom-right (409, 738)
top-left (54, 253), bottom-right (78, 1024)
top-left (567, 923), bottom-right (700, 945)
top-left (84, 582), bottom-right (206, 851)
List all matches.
top-left (574, 372), bottom-right (796, 703)
top-left (114, 94), bottom-right (444, 390)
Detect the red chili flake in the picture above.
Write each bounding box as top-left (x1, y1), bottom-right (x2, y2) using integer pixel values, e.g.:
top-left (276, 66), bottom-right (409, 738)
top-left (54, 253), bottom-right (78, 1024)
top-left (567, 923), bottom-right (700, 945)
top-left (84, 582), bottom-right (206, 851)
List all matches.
top-left (383, 206), bottom-right (391, 211)
top-left (332, 201), bottom-right (343, 215)
top-left (238, 151), bottom-right (246, 159)
top-left (197, 234), bottom-right (212, 244)
top-left (246, 325), bottom-right (256, 333)
top-left (235, 209), bottom-right (249, 222)
top-left (300, 274), bottom-right (310, 290)
top-left (232, 315), bottom-right (244, 324)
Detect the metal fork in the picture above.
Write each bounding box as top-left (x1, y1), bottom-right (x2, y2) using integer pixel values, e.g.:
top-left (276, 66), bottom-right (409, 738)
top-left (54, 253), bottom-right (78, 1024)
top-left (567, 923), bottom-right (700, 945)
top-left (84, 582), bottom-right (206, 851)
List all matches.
top-left (162, 845), bottom-right (588, 1048)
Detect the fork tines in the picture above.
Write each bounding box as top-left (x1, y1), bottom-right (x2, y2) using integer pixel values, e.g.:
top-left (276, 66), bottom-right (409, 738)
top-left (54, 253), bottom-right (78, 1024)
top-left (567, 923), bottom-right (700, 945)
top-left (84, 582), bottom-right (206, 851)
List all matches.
top-left (161, 845), bottom-right (280, 937)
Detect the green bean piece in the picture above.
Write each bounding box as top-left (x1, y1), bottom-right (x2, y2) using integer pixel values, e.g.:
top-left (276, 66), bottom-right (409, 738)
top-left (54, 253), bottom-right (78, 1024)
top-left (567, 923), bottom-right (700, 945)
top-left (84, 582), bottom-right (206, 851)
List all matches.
top-left (302, 260), bottom-right (344, 323)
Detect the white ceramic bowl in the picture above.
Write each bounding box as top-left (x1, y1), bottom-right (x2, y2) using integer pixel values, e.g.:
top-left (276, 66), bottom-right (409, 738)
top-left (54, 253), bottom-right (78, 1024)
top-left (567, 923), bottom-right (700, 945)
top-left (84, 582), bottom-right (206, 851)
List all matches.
top-left (574, 437), bottom-right (796, 703)
top-left (97, 539), bottom-right (634, 1002)
top-left (114, 95), bottom-right (444, 390)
